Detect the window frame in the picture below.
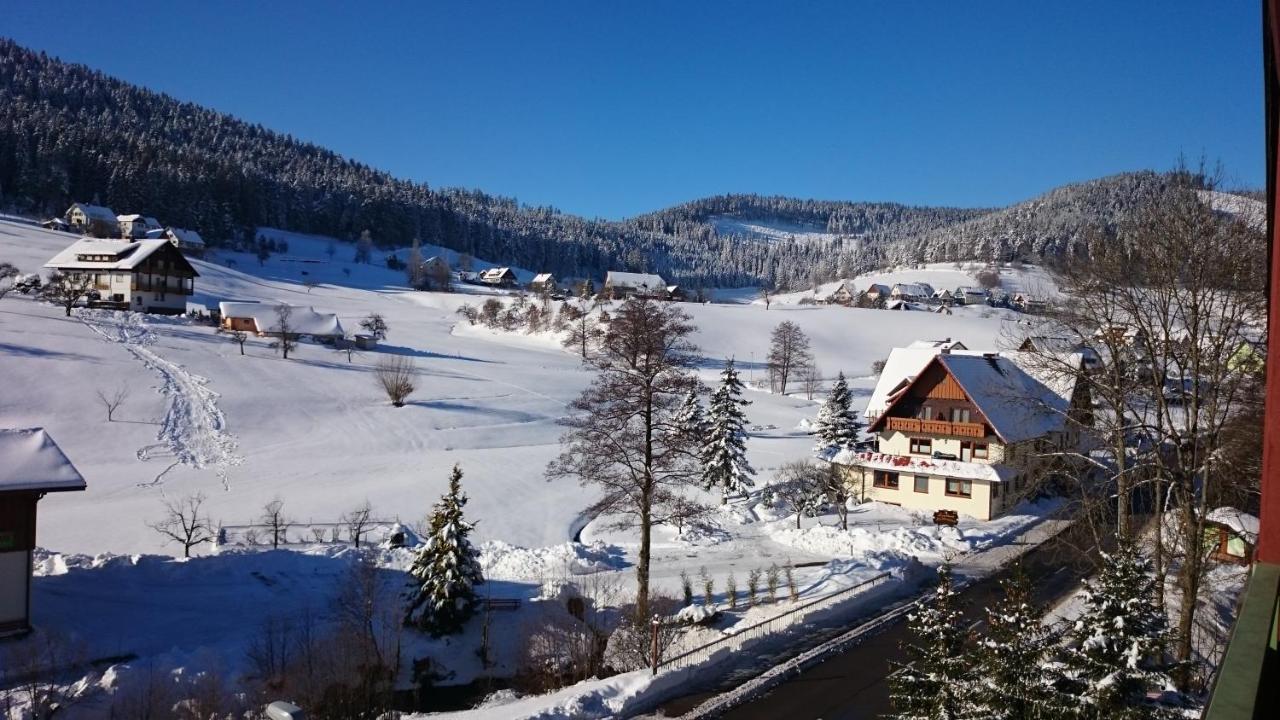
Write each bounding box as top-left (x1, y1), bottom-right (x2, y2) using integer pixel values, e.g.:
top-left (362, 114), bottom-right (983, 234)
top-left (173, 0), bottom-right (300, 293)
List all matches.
top-left (945, 478), bottom-right (973, 498)
top-left (909, 437), bottom-right (932, 455)
top-left (914, 475), bottom-right (929, 494)
top-left (873, 470), bottom-right (900, 489)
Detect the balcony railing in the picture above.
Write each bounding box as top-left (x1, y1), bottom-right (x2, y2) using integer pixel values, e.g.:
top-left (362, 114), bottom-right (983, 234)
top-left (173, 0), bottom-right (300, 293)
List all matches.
top-left (885, 416), bottom-right (986, 438)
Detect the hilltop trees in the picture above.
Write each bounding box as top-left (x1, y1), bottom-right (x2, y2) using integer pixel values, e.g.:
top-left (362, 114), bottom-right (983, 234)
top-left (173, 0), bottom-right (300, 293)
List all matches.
top-left (701, 360), bottom-right (754, 504)
top-left (813, 371), bottom-right (861, 452)
top-left (406, 465), bottom-right (484, 636)
top-left (546, 298), bottom-right (701, 619)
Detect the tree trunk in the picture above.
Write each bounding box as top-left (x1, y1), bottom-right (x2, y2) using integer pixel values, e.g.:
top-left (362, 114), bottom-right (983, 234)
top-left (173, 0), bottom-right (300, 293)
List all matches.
top-left (637, 498), bottom-right (651, 620)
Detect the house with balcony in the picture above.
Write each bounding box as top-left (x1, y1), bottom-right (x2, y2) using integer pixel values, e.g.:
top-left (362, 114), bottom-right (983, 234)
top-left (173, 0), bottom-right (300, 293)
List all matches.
top-left (829, 345), bottom-right (1084, 521)
top-left (44, 238), bottom-right (198, 314)
top-left (64, 203), bottom-right (118, 237)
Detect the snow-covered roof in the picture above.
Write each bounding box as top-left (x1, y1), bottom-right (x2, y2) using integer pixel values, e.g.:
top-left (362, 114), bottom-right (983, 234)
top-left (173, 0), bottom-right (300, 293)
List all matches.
top-left (44, 238), bottom-right (194, 273)
top-left (217, 302), bottom-right (344, 336)
top-left (956, 286), bottom-right (987, 296)
top-left (865, 283), bottom-right (890, 295)
top-left (892, 283), bottom-right (932, 297)
top-left (824, 449), bottom-right (1017, 483)
top-left (906, 339), bottom-right (967, 351)
top-left (480, 267), bottom-right (515, 279)
top-left (117, 214), bottom-right (145, 222)
top-left (0, 428), bottom-right (87, 493)
top-left (166, 227), bottom-right (205, 247)
top-left (532, 273), bottom-right (555, 283)
top-left (68, 203), bottom-right (116, 222)
top-left (1205, 507), bottom-right (1260, 543)
top-left (605, 271), bottom-right (666, 291)
top-left (865, 346), bottom-right (1079, 442)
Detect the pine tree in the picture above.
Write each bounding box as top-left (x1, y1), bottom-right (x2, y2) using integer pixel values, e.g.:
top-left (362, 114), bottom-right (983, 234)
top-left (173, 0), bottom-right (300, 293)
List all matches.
top-left (1051, 542), bottom-right (1177, 719)
top-left (406, 464), bottom-right (484, 636)
top-left (971, 565), bottom-right (1059, 719)
top-left (702, 360), bottom-right (754, 504)
top-left (674, 389), bottom-right (709, 442)
top-left (888, 564), bottom-right (976, 720)
top-left (813, 371), bottom-right (861, 453)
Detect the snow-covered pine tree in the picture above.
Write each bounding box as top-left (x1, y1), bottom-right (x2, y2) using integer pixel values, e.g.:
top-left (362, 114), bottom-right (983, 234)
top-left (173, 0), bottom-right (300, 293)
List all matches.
top-left (702, 359), bottom-right (754, 504)
top-left (971, 565), bottom-right (1060, 719)
top-left (1051, 542), bottom-right (1178, 719)
top-left (406, 464), bottom-right (485, 637)
top-left (813, 371), bottom-right (861, 453)
top-left (674, 389), bottom-right (709, 442)
top-left (887, 564), bottom-right (977, 720)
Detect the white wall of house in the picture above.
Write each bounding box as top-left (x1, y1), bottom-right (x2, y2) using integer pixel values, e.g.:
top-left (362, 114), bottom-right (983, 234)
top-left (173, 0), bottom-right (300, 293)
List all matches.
top-left (842, 465), bottom-right (1002, 520)
top-left (877, 430), bottom-right (1007, 464)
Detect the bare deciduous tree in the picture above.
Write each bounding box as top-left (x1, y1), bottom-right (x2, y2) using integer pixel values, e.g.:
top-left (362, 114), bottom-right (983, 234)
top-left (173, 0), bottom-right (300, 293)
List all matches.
top-left (374, 355), bottom-right (416, 407)
top-left (771, 460), bottom-right (825, 528)
top-left (95, 383), bottom-right (130, 421)
top-left (228, 329), bottom-right (248, 355)
top-left (261, 497), bottom-right (291, 549)
top-left (766, 320), bottom-right (813, 395)
top-left (270, 304), bottom-right (299, 359)
top-left (40, 271), bottom-right (94, 316)
top-left (342, 501), bottom-right (374, 547)
top-left (800, 363), bottom-right (823, 401)
top-left (561, 303), bottom-right (604, 359)
top-left (546, 298), bottom-right (703, 619)
top-left (149, 492), bottom-right (215, 558)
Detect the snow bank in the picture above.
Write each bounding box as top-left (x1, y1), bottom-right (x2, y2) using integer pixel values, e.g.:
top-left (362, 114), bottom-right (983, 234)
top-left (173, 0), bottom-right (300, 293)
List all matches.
top-left (479, 540), bottom-right (627, 580)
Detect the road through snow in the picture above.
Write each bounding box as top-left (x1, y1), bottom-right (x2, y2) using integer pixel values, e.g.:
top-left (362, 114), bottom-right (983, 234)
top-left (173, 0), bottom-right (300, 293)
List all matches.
top-left (79, 309), bottom-right (242, 488)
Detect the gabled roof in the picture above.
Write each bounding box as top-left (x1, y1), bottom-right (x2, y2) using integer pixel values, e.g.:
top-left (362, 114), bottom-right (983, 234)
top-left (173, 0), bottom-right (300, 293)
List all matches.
top-left (44, 238), bottom-right (200, 276)
top-left (864, 283), bottom-right (890, 294)
top-left (1205, 507), bottom-right (1260, 543)
top-left (870, 353), bottom-right (1073, 443)
top-left (166, 227), bottom-right (205, 247)
top-left (0, 428), bottom-right (87, 493)
top-left (117, 213), bottom-right (145, 222)
top-left (892, 282), bottom-right (932, 297)
top-left (217, 302), bottom-right (344, 336)
top-left (906, 339), bottom-right (967, 351)
top-left (68, 203), bottom-right (116, 222)
top-left (605, 271), bottom-right (666, 290)
top-left (480, 267), bottom-right (516, 279)
top-left (956, 286), bottom-right (987, 295)
top-left (532, 273), bottom-right (555, 283)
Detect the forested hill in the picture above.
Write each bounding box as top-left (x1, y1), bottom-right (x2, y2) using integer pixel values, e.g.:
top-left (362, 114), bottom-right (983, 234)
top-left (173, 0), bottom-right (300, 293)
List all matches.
top-left (0, 39), bottom-right (1236, 288)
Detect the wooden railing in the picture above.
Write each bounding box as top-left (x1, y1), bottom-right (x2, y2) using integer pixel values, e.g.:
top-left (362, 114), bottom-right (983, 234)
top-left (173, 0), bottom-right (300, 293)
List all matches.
top-left (885, 416), bottom-right (986, 438)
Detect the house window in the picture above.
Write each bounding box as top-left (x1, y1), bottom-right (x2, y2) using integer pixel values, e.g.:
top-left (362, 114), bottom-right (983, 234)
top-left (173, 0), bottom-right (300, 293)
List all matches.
top-left (873, 471), bottom-right (899, 489)
top-left (953, 408), bottom-right (971, 423)
top-left (909, 438), bottom-right (932, 455)
top-left (945, 478), bottom-right (972, 498)
top-left (973, 443), bottom-right (989, 459)
top-left (920, 406), bottom-right (933, 420)
top-left (914, 475), bottom-right (929, 493)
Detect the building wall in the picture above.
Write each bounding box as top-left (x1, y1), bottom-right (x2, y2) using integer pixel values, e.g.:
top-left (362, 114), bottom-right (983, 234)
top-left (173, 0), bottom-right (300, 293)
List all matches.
top-left (840, 465), bottom-right (999, 520)
top-left (0, 551), bottom-right (30, 635)
top-left (877, 430), bottom-right (1007, 464)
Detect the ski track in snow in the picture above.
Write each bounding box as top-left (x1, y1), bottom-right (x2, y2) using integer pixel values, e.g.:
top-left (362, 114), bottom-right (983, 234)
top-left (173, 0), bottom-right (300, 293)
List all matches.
top-left (78, 310), bottom-right (242, 488)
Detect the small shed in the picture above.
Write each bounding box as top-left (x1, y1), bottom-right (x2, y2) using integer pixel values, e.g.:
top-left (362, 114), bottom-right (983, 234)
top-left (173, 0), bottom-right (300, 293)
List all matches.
top-left (354, 334), bottom-right (378, 350)
top-left (0, 428), bottom-right (87, 637)
top-left (1204, 507), bottom-right (1259, 565)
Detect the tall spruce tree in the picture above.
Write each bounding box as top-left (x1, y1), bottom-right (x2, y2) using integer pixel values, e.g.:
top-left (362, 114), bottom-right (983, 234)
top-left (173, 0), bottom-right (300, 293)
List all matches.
top-left (702, 359), bottom-right (754, 504)
top-left (813, 371), bottom-right (861, 452)
top-left (674, 389), bottom-right (709, 442)
top-left (888, 564), bottom-right (977, 720)
top-left (1052, 542), bottom-right (1177, 719)
top-left (406, 465), bottom-right (484, 636)
top-left (972, 565), bottom-right (1059, 719)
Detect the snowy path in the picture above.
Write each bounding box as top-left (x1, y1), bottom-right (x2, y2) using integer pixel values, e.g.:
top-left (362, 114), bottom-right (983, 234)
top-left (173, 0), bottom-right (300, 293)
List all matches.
top-left (79, 310), bottom-right (242, 488)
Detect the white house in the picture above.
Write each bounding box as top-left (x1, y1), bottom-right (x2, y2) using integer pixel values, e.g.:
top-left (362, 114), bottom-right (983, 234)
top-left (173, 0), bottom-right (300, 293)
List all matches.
top-left (829, 347), bottom-right (1086, 521)
top-left (218, 302), bottom-right (344, 338)
top-left (44, 238), bottom-right (199, 314)
top-left (604, 271), bottom-right (666, 299)
top-left (479, 267), bottom-right (518, 287)
top-left (161, 227), bottom-right (206, 254)
top-left (891, 282), bottom-right (933, 302)
top-left (864, 283), bottom-right (890, 302)
top-left (0, 428), bottom-right (86, 637)
top-left (530, 273), bottom-right (557, 294)
top-left (827, 282), bottom-right (857, 305)
top-left (955, 286), bottom-right (988, 305)
top-left (64, 203), bottom-right (118, 237)
top-left (117, 214), bottom-right (163, 239)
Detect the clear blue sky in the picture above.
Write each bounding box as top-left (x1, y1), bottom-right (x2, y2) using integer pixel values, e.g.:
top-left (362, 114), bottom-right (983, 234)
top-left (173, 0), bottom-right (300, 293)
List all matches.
top-left (1, 1), bottom-right (1262, 219)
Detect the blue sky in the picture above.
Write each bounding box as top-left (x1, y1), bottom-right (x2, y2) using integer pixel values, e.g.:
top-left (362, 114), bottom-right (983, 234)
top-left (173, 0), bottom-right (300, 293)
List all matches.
top-left (1, 1), bottom-right (1262, 219)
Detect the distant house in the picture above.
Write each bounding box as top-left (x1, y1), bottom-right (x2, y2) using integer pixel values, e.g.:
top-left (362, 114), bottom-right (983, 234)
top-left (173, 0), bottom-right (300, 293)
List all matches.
top-left (1018, 336), bottom-right (1103, 371)
top-left (1013, 293), bottom-right (1048, 313)
top-left (0, 428), bottom-right (87, 637)
top-left (864, 283), bottom-right (890, 302)
top-left (1204, 507), bottom-right (1259, 565)
top-left (932, 288), bottom-right (955, 304)
top-left (44, 238), bottom-right (198, 314)
top-left (479, 267), bottom-right (518, 288)
top-left (665, 285), bottom-right (686, 302)
top-left (934, 305), bottom-right (953, 315)
top-left (907, 338), bottom-right (968, 351)
top-left (604, 271), bottom-right (666, 299)
top-left (217, 302), bottom-right (345, 338)
top-left (955, 286), bottom-right (988, 305)
top-left (885, 299), bottom-right (911, 311)
top-left (530, 273), bottom-right (557, 295)
top-left (891, 283), bottom-right (933, 302)
top-left (827, 282), bottom-right (856, 306)
top-left (117, 214), bottom-right (162, 239)
top-left (160, 227), bottom-right (206, 255)
top-left (40, 217), bottom-right (69, 232)
top-left (65, 203), bottom-right (118, 237)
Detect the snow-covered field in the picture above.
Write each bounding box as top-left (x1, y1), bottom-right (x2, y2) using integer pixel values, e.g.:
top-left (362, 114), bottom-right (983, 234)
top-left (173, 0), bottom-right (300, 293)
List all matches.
top-left (0, 217), bottom-right (1064, 713)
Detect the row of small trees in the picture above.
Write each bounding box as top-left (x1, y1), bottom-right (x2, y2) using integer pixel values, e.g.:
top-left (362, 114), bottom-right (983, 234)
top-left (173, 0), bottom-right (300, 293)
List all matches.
top-left (891, 545), bottom-right (1178, 720)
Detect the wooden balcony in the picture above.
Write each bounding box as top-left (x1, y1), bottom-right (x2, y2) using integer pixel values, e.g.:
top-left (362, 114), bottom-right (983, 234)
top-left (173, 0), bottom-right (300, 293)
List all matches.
top-left (885, 416), bottom-right (986, 438)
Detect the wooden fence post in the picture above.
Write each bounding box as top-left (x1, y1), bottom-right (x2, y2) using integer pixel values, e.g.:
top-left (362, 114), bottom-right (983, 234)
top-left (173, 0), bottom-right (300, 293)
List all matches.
top-left (650, 614), bottom-right (662, 675)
